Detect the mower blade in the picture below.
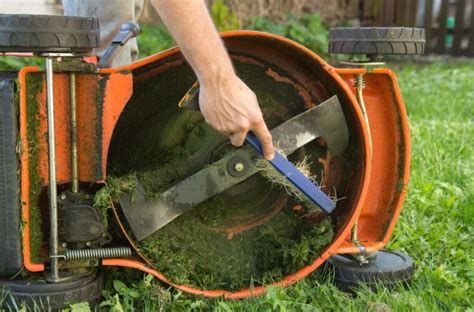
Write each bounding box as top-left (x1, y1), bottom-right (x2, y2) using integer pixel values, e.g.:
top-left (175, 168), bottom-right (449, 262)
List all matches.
top-left (121, 95), bottom-right (348, 240)
top-left (179, 85), bottom-right (348, 156)
top-left (270, 95), bottom-right (348, 156)
top-left (119, 149), bottom-right (260, 241)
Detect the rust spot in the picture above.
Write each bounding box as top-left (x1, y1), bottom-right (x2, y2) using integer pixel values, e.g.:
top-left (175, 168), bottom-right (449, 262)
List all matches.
top-left (134, 58), bottom-right (186, 83)
top-left (265, 68), bottom-right (315, 109)
top-left (231, 55), bottom-right (265, 67)
top-left (292, 204), bottom-right (303, 212)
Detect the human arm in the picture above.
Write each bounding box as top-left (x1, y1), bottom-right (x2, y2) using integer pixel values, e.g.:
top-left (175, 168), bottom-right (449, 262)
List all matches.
top-left (151, 0), bottom-right (274, 160)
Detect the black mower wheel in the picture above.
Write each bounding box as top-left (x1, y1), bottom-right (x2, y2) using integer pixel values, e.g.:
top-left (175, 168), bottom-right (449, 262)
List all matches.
top-left (1, 271), bottom-right (103, 311)
top-left (0, 14), bottom-right (99, 53)
top-left (329, 27), bottom-right (425, 55)
top-left (0, 76), bottom-right (22, 278)
top-left (327, 249), bottom-right (415, 292)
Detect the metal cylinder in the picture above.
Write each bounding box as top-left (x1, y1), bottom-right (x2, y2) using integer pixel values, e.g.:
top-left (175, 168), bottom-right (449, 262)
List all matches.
top-left (45, 57), bottom-right (59, 281)
top-left (64, 247), bottom-right (132, 261)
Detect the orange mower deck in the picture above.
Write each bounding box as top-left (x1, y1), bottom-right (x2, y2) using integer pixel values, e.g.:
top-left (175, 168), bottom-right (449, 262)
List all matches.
top-left (18, 31), bottom-right (409, 298)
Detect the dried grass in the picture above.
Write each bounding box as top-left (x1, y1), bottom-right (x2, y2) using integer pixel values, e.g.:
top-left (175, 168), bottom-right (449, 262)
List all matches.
top-left (257, 152), bottom-right (337, 216)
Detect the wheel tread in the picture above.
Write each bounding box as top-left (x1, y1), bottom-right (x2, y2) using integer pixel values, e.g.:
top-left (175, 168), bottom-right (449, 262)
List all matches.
top-left (329, 27), bottom-right (425, 55)
top-left (0, 14), bottom-right (99, 53)
top-left (0, 78), bottom-right (22, 278)
top-left (327, 250), bottom-right (415, 292)
top-left (1, 272), bottom-right (103, 310)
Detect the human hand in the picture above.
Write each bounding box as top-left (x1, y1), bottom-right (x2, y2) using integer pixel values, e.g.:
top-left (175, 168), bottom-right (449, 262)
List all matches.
top-left (199, 73), bottom-right (275, 160)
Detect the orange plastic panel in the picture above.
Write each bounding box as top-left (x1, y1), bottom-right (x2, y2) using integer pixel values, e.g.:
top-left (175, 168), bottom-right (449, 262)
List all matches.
top-left (19, 66), bottom-right (44, 272)
top-left (18, 67), bottom-right (132, 270)
top-left (334, 68), bottom-right (410, 254)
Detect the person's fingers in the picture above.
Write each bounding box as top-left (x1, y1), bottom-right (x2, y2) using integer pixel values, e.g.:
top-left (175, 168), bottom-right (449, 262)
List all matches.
top-left (229, 131), bottom-right (247, 147)
top-left (252, 121), bottom-right (274, 160)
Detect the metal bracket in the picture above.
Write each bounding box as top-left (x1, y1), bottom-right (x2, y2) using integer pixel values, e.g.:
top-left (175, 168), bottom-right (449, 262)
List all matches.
top-left (53, 58), bottom-right (97, 73)
top-left (98, 21), bottom-right (140, 68)
top-left (350, 220), bottom-right (378, 265)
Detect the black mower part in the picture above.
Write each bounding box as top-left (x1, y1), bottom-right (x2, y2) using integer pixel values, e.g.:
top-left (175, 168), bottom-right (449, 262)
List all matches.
top-left (0, 76), bottom-right (22, 278)
top-left (329, 27), bottom-right (425, 55)
top-left (0, 272), bottom-right (103, 311)
top-left (327, 249), bottom-right (415, 292)
top-left (0, 14), bottom-right (99, 53)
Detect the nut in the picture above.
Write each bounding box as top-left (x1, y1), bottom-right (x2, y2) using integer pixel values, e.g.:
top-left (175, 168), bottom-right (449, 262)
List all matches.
top-left (234, 162), bottom-right (245, 172)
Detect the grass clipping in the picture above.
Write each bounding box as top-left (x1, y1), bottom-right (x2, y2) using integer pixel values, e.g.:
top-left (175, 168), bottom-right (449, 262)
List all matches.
top-left (99, 152), bottom-right (335, 291)
top-left (257, 155), bottom-right (331, 215)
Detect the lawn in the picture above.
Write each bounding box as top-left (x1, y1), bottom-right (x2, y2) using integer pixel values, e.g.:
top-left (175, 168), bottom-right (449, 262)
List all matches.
top-left (95, 61), bottom-right (473, 311)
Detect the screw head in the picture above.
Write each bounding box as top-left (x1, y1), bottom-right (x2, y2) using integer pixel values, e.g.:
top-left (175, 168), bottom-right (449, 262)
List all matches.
top-left (234, 162), bottom-right (245, 172)
top-left (61, 242), bottom-right (67, 248)
top-left (227, 156), bottom-right (248, 177)
top-left (86, 242), bottom-right (91, 246)
top-left (59, 194), bottom-right (67, 200)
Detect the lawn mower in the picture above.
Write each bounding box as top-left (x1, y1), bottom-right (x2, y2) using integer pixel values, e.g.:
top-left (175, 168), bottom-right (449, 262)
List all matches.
top-left (0, 14), bottom-right (425, 310)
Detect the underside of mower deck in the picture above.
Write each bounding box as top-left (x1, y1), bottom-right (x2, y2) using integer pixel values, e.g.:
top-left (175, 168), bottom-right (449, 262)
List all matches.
top-left (0, 13), bottom-right (424, 309)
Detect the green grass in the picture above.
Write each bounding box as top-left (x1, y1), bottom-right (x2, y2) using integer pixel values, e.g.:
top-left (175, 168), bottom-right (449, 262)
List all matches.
top-left (94, 62), bottom-right (473, 311)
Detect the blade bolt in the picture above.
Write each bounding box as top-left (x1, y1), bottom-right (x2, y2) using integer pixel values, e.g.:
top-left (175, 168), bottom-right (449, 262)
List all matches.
top-left (234, 162), bottom-right (245, 172)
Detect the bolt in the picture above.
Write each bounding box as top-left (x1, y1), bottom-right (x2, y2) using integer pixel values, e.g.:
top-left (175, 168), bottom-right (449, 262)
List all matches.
top-left (234, 162), bottom-right (244, 172)
top-left (86, 242), bottom-right (91, 247)
top-left (59, 194), bottom-right (66, 201)
top-left (61, 242), bottom-right (67, 248)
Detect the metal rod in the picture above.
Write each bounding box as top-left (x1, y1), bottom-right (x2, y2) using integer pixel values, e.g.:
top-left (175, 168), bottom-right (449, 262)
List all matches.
top-left (70, 73), bottom-right (78, 193)
top-left (351, 220), bottom-right (358, 242)
top-left (352, 73), bottom-right (371, 265)
top-left (45, 57), bottom-right (59, 281)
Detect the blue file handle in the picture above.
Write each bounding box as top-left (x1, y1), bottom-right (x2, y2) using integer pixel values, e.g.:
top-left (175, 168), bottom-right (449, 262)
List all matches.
top-left (245, 132), bottom-right (336, 214)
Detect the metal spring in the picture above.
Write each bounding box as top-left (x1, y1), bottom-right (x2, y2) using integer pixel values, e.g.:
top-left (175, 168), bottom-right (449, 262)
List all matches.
top-left (354, 73), bottom-right (372, 153)
top-left (354, 74), bottom-right (366, 89)
top-left (64, 247), bottom-right (132, 260)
